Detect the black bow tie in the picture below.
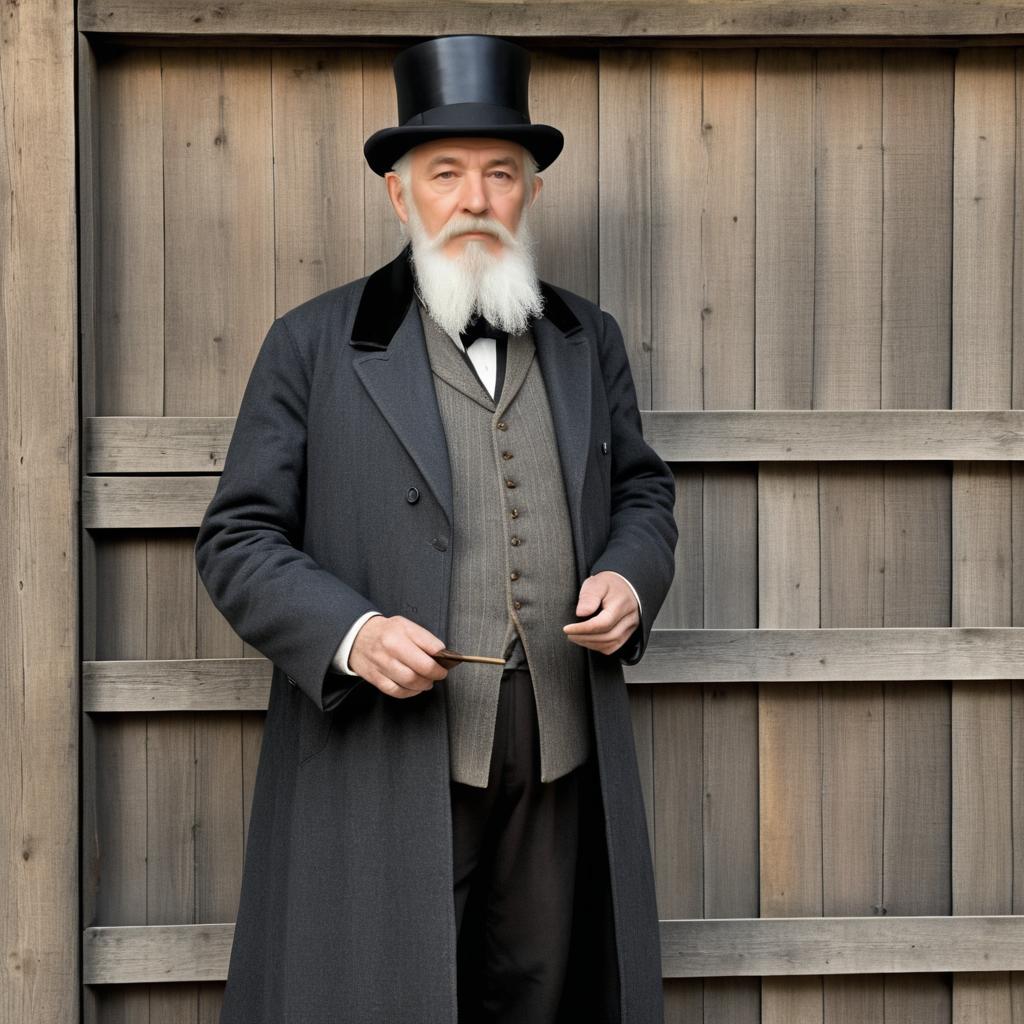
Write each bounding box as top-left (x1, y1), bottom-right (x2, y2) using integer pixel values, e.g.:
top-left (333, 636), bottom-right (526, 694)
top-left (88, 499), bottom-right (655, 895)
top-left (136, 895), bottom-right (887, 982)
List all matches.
top-left (459, 315), bottom-right (508, 349)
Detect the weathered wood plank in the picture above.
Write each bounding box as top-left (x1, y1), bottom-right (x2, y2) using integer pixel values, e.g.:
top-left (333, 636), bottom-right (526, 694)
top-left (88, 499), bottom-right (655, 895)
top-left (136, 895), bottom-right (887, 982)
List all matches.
top-left (661, 916), bottom-right (1024, 977)
top-left (950, 45), bottom-right (1017, 1023)
top-left (84, 409), bottom-right (1024, 472)
top-left (879, 45), bottom-right (955, 1023)
top-left (755, 41), bottom-right (823, 1024)
top-left (815, 48), bottom-right (887, 1023)
top-left (85, 658), bottom-right (272, 712)
top-left (84, 626), bottom-right (1024, 710)
top-left (83, 476), bottom-right (217, 529)
top-left (76, 2), bottom-right (1024, 40)
top-left (0, 0), bottom-right (79, 1018)
top-left (82, 915), bottom-right (1024, 984)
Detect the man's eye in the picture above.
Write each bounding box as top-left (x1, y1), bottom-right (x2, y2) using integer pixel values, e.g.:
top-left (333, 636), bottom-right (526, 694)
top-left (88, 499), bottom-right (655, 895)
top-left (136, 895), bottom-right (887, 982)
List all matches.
top-left (436, 171), bottom-right (455, 179)
top-left (492, 171), bottom-right (511, 179)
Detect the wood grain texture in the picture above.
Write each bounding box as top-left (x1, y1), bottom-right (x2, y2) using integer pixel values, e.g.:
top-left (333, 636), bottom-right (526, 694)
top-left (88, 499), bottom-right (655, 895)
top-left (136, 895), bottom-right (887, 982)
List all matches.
top-left (599, 44), bottom-right (659, 885)
top-left (879, 45), bottom-right (955, 1024)
top-left (754, 43), bottom-right (823, 1024)
top-left (76, 2), bottom-right (1024, 40)
top-left (82, 915), bottom-right (1024, 984)
top-left (81, 628), bottom-right (1024, 710)
top-left (1, 0), bottom-right (79, 1016)
top-left (84, 410), bottom-right (1024, 474)
top-left (950, 45), bottom-right (1018, 1024)
top-left (84, 658), bottom-right (272, 712)
top-left (815, 48), bottom-right (887, 1023)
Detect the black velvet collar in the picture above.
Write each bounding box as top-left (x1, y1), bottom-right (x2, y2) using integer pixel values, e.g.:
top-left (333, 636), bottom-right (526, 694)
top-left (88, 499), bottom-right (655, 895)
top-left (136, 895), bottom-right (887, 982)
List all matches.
top-left (349, 242), bottom-right (583, 351)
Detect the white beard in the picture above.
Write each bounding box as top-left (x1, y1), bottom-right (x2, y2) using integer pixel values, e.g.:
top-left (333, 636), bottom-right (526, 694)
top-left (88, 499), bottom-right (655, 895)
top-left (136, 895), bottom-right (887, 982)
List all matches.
top-left (400, 192), bottom-right (545, 340)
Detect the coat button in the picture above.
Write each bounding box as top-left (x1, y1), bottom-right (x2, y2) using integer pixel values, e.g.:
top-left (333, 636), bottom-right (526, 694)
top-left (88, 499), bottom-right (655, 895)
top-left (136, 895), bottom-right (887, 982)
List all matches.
top-left (513, 600), bottom-right (522, 610)
top-left (431, 536), bottom-right (448, 551)
top-left (510, 536), bottom-right (520, 546)
top-left (501, 450), bottom-right (513, 460)
top-left (496, 421), bottom-right (508, 431)
top-left (510, 507), bottom-right (519, 519)
top-left (505, 478), bottom-right (516, 488)
top-left (406, 487), bottom-right (420, 503)
top-left (510, 571), bottom-right (520, 581)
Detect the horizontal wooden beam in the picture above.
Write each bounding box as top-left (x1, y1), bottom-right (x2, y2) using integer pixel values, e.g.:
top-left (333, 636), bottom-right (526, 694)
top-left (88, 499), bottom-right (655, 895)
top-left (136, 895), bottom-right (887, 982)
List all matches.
top-left (85, 411), bottom-right (1024, 475)
top-left (83, 475), bottom-right (216, 528)
top-left (77, 3), bottom-right (1024, 41)
top-left (660, 915), bottom-right (1024, 977)
top-left (83, 657), bottom-right (271, 712)
top-left (83, 628), bottom-right (1024, 711)
top-left (635, 626), bottom-right (1024, 685)
top-left (642, 409), bottom-right (1024, 462)
top-left (82, 915), bottom-right (1024, 984)
top-left (86, 416), bottom-right (234, 473)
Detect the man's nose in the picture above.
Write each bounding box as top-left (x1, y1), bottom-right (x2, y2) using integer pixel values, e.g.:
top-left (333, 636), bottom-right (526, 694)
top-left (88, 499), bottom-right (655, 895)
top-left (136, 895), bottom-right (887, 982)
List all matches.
top-left (459, 173), bottom-right (489, 214)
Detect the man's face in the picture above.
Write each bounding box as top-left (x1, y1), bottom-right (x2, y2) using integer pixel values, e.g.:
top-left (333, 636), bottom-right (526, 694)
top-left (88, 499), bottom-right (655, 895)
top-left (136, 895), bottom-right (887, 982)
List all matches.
top-left (386, 137), bottom-right (543, 259)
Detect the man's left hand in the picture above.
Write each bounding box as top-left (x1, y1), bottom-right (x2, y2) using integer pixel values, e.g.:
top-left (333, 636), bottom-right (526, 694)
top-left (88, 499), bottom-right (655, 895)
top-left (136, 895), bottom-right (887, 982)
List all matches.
top-left (562, 572), bottom-right (640, 656)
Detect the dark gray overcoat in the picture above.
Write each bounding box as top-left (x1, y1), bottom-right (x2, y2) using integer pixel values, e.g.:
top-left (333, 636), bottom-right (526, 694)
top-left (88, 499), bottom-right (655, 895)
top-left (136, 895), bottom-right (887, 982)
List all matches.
top-left (194, 243), bottom-right (678, 1023)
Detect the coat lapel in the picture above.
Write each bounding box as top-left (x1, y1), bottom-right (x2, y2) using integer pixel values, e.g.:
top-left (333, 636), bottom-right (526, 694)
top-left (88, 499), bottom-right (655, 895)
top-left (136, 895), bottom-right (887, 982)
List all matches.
top-left (350, 243), bottom-right (592, 538)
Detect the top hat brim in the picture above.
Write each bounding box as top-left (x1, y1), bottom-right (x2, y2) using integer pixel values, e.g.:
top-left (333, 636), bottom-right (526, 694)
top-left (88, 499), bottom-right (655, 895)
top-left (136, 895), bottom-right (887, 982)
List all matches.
top-left (363, 122), bottom-right (564, 177)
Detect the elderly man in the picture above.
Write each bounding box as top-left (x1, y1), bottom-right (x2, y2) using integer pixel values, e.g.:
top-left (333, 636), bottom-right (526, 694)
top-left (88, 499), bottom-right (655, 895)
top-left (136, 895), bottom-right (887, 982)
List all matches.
top-left (196, 33), bottom-right (677, 1024)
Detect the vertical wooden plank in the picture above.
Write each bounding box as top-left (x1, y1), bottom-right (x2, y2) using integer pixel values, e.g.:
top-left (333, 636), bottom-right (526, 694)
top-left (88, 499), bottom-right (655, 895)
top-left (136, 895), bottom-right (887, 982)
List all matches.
top-left (79, 30), bottom-right (103, 1024)
top-left (650, 47), bottom-right (704, 1024)
top-left (950, 45), bottom-right (1016, 1024)
top-left (880, 46), bottom-right (955, 1024)
top-left (1014, 51), bottom-right (1024, 1016)
top-left (599, 45), bottom-right (657, 873)
top-left (755, 45), bottom-right (822, 1024)
top-left (362, 46), bottom-right (404, 273)
top-left (93, 536), bottom-right (151, 1024)
top-left (91, 44), bottom-right (168, 1024)
top-left (651, 45), bottom-right (760, 1024)
top-left (0, 0), bottom-right (78, 1017)
top-left (162, 47), bottom-right (275, 417)
top-left (195, 583), bottom-right (246, 1024)
top-left (146, 537), bottom-right (199, 1024)
top-left (163, 45), bottom-right (276, 1024)
top-left (815, 47), bottom-right (886, 1024)
top-left (272, 48), bottom-right (365, 305)
top-left (531, 46), bottom-right (600, 300)
top-left (96, 48), bottom-right (164, 415)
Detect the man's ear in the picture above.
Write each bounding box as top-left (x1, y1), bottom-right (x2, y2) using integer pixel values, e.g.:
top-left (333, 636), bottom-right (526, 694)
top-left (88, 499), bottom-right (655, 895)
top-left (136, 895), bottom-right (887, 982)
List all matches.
top-left (530, 175), bottom-right (543, 206)
top-left (385, 172), bottom-right (408, 224)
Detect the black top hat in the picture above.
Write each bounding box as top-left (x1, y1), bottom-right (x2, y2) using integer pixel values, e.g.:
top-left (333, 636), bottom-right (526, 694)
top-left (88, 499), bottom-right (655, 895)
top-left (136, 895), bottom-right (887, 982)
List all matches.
top-left (363, 34), bottom-right (564, 177)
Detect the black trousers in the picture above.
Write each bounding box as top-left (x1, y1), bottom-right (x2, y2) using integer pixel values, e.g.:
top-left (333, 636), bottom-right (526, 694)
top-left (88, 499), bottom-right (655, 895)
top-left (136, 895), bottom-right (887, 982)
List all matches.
top-left (450, 666), bottom-right (619, 1023)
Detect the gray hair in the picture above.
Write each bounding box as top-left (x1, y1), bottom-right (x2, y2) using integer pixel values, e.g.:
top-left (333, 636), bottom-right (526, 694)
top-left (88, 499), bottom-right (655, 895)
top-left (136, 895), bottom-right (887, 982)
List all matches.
top-left (389, 144), bottom-right (538, 203)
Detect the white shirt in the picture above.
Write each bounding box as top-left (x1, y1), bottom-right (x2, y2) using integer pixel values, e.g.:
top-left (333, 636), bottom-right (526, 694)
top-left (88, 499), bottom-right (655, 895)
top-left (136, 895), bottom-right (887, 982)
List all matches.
top-left (331, 323), bottom-right (642, 675)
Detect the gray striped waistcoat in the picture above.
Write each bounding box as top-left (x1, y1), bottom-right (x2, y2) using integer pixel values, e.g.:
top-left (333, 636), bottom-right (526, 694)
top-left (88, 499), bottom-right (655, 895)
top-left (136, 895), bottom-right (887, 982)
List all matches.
top-left (418, 300), bottom-right (592, 788)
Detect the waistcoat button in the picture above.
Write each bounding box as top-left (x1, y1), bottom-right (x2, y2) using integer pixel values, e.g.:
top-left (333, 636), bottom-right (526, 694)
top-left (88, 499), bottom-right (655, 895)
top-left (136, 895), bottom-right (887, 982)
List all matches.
top-left (510, 536), bottom-right (520, 546)
top-left (510, 507), bottom-right (519, 518)
top-left (513, 600), bottom-right (522, 610)
top-left (501, 451), bottom-right (513, 460)
top-left (505, 478), bottom-right (516, 488)
top-left (431, 536), bottom-right (448, 551)
top-left (510, 571), bottom-right (519, 581)
top-left (406, 487), bottom-right (420, 503)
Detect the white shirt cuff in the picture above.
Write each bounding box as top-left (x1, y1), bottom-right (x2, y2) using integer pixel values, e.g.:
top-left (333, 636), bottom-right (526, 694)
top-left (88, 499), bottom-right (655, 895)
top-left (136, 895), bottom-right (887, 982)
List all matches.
top-left (332, 611), bottom-right (383, 675)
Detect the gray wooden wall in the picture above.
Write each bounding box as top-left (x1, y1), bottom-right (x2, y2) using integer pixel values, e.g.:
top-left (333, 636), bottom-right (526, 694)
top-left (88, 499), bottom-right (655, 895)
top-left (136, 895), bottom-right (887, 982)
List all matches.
top-left (74, 31), bottom-right (1024, 1024)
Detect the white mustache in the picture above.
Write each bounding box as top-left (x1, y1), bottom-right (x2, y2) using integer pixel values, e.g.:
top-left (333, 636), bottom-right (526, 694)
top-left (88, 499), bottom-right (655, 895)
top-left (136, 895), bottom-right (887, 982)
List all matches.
top-left (432, 215), bottom-right (515, 250)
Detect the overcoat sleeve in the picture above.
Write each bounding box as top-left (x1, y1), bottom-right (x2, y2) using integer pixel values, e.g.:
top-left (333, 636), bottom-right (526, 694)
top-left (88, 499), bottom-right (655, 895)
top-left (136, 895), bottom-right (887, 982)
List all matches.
top-left (588, 309), bottom-right (679, 665)
top-left (194, 315), bottom-right (379, 712)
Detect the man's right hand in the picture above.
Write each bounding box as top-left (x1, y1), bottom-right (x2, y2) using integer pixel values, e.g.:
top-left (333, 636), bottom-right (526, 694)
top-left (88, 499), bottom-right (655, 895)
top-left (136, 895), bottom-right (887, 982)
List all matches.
top-left (348, 615), bottom-right (449, 698)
